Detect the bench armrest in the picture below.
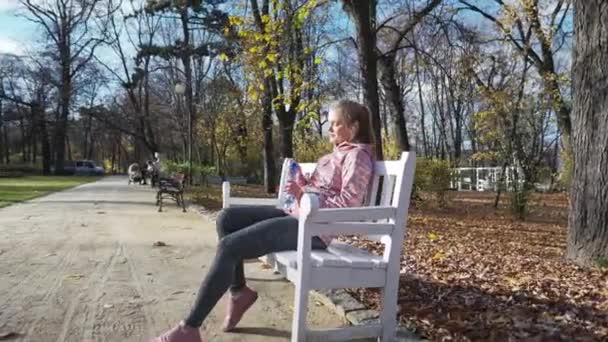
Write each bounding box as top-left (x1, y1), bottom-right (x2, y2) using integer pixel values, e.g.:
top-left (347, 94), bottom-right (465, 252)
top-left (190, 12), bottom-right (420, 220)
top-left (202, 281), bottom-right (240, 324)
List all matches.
top-left (222, 181), bottom-right (278, 208)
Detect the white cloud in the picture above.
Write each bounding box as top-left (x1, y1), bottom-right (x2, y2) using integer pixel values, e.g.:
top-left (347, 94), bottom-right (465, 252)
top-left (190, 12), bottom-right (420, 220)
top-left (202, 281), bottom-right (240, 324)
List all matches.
top-left (0, 0), bottom-right (19, 13)
top-left (0, 37), bottom-right (24, 55)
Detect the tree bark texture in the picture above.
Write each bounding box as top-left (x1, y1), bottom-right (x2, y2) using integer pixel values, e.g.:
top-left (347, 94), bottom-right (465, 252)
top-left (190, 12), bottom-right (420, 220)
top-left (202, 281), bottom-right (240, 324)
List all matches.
top-left (378, 54), bottom-right (410, 151)
top-left (568, 0), bottom-right (608, 265)
top-left (342, 0), bottom-right (384, 159)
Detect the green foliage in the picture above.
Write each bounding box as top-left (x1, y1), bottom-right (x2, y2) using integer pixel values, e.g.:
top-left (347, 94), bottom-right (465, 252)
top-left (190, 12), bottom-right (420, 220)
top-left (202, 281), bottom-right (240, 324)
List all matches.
top-left (294, 134), bottom-right (333, 163)
top-left (0, 163), bottom-right (41, 176)
top-left (415, 158), bottom-right (453, 208)
top-left (223, 0), bottom-right (319, 114)
top-left (382, 135), bottom-right (402, 160)
top-left (596, 257), bottom-right (608, 269)
top-left (164, 160), bottom-right (214, 184)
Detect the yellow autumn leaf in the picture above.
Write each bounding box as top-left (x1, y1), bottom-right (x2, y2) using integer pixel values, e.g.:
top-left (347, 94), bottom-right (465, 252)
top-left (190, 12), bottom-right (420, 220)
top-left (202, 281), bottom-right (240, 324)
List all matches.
top-left (432, 251), bottom-right (445, 261)
top-left (267, 53), bottom-right (278, 62)
top-left (428, 232), bottom-right (440, 241)
top-left (218, 53), bottom-right (229, 62)
top-left (314, 57), bottom-right (322, 65)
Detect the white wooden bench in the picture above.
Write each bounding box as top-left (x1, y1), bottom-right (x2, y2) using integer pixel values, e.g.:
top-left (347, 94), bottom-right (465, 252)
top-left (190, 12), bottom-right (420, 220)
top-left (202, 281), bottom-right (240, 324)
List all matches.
top-left (222, 152), bottom-right (416, 341)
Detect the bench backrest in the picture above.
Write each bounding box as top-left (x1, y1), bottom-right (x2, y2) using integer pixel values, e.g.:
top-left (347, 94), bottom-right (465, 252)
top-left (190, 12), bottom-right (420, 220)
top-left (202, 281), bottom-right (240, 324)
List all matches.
top-left (277, 152), bottom-right (416, 243)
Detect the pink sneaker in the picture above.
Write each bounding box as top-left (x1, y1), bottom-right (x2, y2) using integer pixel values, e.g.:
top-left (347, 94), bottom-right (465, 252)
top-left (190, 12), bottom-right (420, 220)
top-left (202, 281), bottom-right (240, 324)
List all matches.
top-left (222, 286), bottom-right (258, 332)
top-left (152, 321), bottom-right (202, 342)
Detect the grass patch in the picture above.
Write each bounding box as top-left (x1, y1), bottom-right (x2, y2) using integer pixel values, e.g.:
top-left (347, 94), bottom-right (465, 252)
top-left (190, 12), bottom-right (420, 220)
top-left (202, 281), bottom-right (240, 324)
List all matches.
top-left (0, 176), bottom-right (99, 208)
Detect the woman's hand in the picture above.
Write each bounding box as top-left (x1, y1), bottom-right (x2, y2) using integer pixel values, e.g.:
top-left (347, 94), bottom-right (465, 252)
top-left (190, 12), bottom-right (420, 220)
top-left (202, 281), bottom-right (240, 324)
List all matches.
top-left (284, 180), bottom-right (304, 201)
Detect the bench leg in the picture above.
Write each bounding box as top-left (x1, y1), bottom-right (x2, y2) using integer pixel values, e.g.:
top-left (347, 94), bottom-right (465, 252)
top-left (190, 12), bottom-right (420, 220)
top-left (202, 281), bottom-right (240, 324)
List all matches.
top-left (379, 278), bottom-right (398, 341)
top-left (292, 279), bottom-right (309, 341)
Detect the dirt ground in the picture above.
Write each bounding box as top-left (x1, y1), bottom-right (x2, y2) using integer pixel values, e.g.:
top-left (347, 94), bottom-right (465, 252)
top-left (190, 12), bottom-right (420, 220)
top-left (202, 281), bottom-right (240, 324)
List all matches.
top-left (187, 184), bottom-right (608, 341)
top-left (0, 176), bottom-right (345, 342)
top-left (346, 191), bottom-right (608, 341)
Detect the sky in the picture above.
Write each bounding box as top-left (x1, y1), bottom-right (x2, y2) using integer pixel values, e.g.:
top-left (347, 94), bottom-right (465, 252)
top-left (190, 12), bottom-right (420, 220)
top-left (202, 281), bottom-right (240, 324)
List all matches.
top-left (0, 0), bottom-right (36, 55)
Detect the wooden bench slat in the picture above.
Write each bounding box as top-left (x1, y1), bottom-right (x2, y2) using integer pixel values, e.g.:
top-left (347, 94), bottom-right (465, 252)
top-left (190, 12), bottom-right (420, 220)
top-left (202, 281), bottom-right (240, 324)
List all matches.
top-left (271, 243), bottom-right (386, 270)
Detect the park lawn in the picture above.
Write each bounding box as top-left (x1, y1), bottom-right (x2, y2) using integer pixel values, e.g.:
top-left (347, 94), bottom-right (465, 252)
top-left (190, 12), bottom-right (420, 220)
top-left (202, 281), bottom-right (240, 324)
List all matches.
top-left (0, 176), bottom-right (100, 208)
top-left (190, 186), bottom-right (608, 341)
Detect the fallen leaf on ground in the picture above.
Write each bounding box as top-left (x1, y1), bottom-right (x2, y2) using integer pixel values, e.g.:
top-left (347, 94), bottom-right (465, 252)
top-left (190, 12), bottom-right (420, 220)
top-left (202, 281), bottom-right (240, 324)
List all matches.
top-left (0, 331), bottom-right (20, 340)
top-left (153, 241), bottom-right (167, 247)
top-left (65, 274), bottom-right (84, 280)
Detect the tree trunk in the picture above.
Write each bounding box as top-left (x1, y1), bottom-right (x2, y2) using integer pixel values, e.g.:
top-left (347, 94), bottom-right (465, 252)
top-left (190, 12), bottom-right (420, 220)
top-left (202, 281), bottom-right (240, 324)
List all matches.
top-left (342, 0), bottom-right (384, 159)
top-left (181, 7), bottom-right (195, 185)
top-left (3, 122), bottom-right (9, 164)
top-left (567, 0), bottom-right (608, 266)
top-left (414, 47), bottom-right (428, 156)
top-left (278, 120), bottom-right (294, 159)
top-left (31, 128), bottom-right (37, 164)
top-left (54, 52), bottom-right (70, 174)
top-left (66, 132), bottom-right (73, 162)
top-left (379, 54), bottom-right (410, 151)
top-left (262, 83), bottom-right (277, 193)
top-left (251, 0), bottom-right (276, 193)
top-left (54, 60), bottom-right (70, 174)
top-left (40, 117), bottom-right (51, 175)
top-left (20, 118), bottom-right (27, 163)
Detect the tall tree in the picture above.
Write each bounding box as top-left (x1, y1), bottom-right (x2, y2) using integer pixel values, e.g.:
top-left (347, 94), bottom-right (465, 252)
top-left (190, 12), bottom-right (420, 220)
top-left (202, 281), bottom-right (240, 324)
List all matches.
top-left (376, 0), bottom-right (442, 152)
top-left (96, 2), bottom-right (162, 156)
top-left (341, 0), bottom-right (383, 159)
top-left (141, 0), bottom-right (228, 182)
top-left (458, 0), bottom-right (573, 141)
top-left (20, 0), bottom-right (114, 173)
top-left (568, 0), bottom-right (608, 266)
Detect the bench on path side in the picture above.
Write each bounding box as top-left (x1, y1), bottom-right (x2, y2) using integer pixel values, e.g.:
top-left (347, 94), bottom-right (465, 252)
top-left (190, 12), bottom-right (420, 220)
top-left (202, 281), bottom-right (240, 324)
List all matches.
top-left (156, 173), bottom-right (187, 212)
top-left (222, 152), bottom-right (416, 342)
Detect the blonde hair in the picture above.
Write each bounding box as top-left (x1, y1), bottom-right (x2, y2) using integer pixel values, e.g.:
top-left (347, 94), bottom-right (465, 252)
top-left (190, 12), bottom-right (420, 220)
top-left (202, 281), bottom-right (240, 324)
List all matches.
top-left (330, 99), bottom-right (375, 145)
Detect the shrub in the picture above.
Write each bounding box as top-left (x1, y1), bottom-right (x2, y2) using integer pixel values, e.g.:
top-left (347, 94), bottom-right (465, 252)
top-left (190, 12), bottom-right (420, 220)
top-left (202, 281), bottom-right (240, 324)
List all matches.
top-left (415, 157), bottom-right (453, 207)
top-left (294, 134), bottom-right (333, 163)
top-left (0, 163), bottom-right (41, 174)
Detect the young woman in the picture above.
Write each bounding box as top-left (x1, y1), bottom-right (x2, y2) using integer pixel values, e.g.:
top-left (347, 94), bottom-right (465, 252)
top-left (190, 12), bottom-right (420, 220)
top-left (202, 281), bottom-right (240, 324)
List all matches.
top-left (153, 99), bottom-right (375, 342)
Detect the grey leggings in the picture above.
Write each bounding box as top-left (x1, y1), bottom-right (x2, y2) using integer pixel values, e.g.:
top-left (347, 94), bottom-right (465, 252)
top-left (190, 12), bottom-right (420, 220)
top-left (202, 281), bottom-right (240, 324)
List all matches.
top-left (184, 206), bottom-right (326, 328)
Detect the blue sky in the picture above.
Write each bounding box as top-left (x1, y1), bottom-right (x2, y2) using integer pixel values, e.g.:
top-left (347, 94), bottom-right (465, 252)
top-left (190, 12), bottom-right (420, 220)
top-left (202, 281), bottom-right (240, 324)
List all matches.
top-left (0, 0), bottom-right (36, 55)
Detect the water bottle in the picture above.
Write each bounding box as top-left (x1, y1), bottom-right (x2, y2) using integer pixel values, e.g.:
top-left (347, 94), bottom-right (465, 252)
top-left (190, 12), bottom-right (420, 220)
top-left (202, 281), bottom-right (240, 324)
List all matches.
top-left (283, 160), bottom-right (299, 210)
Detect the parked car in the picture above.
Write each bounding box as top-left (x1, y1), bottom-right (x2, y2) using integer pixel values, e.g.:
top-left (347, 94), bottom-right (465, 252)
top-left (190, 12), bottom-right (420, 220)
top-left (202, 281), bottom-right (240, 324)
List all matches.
top-left (74, 160), bottom-right (104, 176)
top-left (50, 160), bottom-right (105, 175)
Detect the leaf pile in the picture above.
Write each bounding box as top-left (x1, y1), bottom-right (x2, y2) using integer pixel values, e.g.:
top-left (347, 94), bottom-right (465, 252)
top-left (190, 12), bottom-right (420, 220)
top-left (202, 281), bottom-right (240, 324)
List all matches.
top-left (344, 192), bottom-right (608, 342)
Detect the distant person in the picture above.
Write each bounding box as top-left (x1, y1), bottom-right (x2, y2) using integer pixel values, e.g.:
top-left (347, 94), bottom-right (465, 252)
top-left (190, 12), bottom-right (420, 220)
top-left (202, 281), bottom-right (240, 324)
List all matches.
top-left (152, 100), bottom-right (375, 342)
top-left (140, 160), bottom-right (150, 185)
top-left (150, 157), bottom-right (161, 187)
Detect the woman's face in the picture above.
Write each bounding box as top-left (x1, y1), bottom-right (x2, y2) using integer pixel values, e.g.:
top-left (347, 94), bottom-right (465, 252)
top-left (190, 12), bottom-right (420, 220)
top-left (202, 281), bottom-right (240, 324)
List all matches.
top-left (328, 109), bottom-right (358, 145)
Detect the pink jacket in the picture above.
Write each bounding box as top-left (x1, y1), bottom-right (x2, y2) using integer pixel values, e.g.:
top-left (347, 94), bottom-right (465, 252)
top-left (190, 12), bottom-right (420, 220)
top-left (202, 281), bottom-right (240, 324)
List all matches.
top-left (295, 142), bottom-right (374, 245)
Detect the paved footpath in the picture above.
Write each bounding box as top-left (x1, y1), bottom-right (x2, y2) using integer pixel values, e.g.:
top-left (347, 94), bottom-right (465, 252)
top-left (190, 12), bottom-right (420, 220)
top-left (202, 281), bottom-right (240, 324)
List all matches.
top-left (0, 176), bottom-right (344, 342)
